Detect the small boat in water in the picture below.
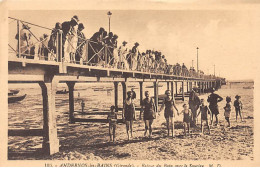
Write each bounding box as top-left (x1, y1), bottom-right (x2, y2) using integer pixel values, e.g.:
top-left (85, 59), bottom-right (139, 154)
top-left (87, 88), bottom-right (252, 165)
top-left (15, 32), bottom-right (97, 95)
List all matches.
top-left (56, 89), bottom-right (69, 94)
top-left (8, 94), bottom-right (27, 103)
top-left (9, 90), bottom-right (20, 95)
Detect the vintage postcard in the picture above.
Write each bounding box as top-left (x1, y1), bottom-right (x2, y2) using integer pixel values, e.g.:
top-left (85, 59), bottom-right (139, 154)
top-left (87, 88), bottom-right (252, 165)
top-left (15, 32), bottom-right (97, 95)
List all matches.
top-left (0, 0), bottom-right (260, 167)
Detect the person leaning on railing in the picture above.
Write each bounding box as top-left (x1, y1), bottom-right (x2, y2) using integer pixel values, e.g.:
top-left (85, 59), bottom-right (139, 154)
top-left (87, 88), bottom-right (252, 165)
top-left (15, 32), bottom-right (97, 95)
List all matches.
top-left (48, 22), bottom-right (62, 60)
top-left (131, 42), bottom-right (140, 71)
top-left (111, 34), bottom-right (119, 68)
top-left (15, 24), bottom-right (32, 58)
top-left (61, 15), bottom-right (79, 63)
top-left (89, 27), bottom-right (105, 64)
top-left (75, 23), bottom-right (86, 64)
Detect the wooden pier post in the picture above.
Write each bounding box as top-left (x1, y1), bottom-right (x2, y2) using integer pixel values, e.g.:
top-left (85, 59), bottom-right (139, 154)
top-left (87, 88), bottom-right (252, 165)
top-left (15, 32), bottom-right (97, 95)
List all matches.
top-left (139, 82), bottom-right (143, 119)
top-left (153, 81), bottom-right (159, 112)
top-left (121, 82), bottom-right (127, 118)
top-left (114, 82), bottom-right (118, 111)
top-left (186, 81), bottom-right (189, 92)
top-left (182, 81), bottom-right (184, 101)
top-left (175, 81), bottom-right (178, 97)
top-left (171, 81), bottom-right (174, 99)
top-left (139, 82), bottom-right (143, 105)
top-left (66, 82), bottom-right (76, 123)
top-left (201, 81), bottom-right (204, 93)
top-left (39, 77), bottom-right (59, 155)
top-left (167, 82), bottom-right (170, 90)
top-left (198, 81), bottom-right (201, 94)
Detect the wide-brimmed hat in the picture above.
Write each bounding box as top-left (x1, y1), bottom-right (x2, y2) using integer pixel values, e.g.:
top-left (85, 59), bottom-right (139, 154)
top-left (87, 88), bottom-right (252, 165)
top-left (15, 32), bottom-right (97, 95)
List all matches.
top-left (78, 23), bottom-right (85, 29)
top-left (235, 95), bottom-right (241, 99)
top-left (22, 24), bottom-right (30, 29)
top-left (122, 41), bottom-right (127, 44)
top-left (134, 42), bottom-right (139, 46)
top-left (71, 15), bottom-right (79, 24)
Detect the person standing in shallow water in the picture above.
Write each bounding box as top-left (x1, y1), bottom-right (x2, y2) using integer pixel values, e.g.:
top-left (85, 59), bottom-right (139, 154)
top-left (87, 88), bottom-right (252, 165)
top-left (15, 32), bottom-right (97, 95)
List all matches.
top-left (122, 91), bottom-right (135, 140)
top-left (141, 91), bottom-right (156, 138)
top-left (207, 88), bottom-right (223, 126)
top-left (158, 90), bottom-right (179, 137)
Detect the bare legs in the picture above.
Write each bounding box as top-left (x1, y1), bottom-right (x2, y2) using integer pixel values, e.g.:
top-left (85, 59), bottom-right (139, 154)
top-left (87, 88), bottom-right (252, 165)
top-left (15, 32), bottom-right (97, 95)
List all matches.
top-left (144, 119), bottom-right (153, 137)
top-left (109, 124), bottom-right (116, 142)
top-left (184, 122), bottom-right (190, 136)
top-left (201, 120), bottom-right (210, 134)
top-left (166, 117), bottom-right (175, 137)
top-left (126, 120), bottom-right (133, 140)
top-left (211, 113), bottom-right (219, 125)
top-left (236, 109), bottom-right (243, 122)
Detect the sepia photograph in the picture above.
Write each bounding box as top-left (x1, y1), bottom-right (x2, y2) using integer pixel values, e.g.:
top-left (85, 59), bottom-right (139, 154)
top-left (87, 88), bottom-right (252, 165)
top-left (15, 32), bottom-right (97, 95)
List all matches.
top-left (1, 0), bottom-right (260, 167)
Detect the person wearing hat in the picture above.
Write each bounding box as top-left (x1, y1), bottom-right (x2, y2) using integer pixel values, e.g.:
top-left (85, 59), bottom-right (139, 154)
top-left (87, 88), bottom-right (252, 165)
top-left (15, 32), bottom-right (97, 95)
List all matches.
top-left (16, 24), bottom-right (32, 58)
top-left (61, 15), bottom-right (79, 63)
top-left (75, 23), bottom-right (86, 64)
top-left (118, 41), bottom-right (128, 69)
top-left (234, 95), bottom-right (243, 122)
top-left (48, 22), bottom-right (62, 58)
top-left (131, 42), bottom-right (140, 71)
top-left (188, 86), bottom-right (201, 127)
top-left (38, 33), bottom-right (49, 60)
top-left (111, 34), bottom-right (119, 68)
top-left (207, 88), bottom-right (223, 125)
top-left (89, 27), bottom-right (106, 64)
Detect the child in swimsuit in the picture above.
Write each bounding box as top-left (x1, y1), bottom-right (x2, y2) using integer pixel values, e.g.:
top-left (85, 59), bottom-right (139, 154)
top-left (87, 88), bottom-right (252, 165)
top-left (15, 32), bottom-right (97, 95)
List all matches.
top-left (234, 95), bottom-right (243, 122)
top-left (107, 106), bottom-right (117, 143)
top-left (224, 96), bottom-right (232, 127)
top-left (179, 103), bottom-right (191, 136)
top-left (197, 99), bottom-right (211, 134)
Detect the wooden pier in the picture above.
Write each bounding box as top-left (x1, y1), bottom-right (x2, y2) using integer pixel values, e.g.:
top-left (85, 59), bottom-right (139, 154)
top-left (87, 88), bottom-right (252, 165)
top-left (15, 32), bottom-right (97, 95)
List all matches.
top-left (8, 17), bottom-right (224, 155)
top-left (8, 56), bottom-right (222, 155)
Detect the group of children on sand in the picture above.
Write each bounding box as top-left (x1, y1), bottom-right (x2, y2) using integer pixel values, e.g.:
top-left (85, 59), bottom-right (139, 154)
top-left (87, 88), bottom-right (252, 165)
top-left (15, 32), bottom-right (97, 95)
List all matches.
top-left (224, 95), bottom-right (243, 127)
top-left (106, 90), bottom-right (243, 143)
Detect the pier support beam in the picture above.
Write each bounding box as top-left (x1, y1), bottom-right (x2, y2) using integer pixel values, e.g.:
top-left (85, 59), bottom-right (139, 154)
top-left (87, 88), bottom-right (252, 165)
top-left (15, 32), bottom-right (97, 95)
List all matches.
top-left (114, 82), bottom-right (118, 112)
top-left (154, 81), bottom-right (159, 112)
top-left (175, 81), bottom-right (178, 97)
top-left (139, 82), bottom-right (143, 119)
top-left (202, 82), bottom-right (204, 93)
top-left (139, 82), bottom-right (143, 105)
top-left (67, 82), bottom-right (75, 123)
top-left (171, 81), bottom-right (174, 99)
top-left (39, 77), bottom-right (59, 155)
top-left (182, 81), bottom-right (184, 101)
top-left (167, 82), bottom-right (170, 90)
top-left (121, 82), bottom-right (128, 117)
top-left (186, 81), bottom-right (189, 93)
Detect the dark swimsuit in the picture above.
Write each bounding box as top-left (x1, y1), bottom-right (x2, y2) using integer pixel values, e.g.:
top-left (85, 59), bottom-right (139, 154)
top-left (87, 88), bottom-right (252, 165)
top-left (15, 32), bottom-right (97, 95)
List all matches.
top-left (143, 98), bottom-right (155, 120)
top-left (164, 98), bottom-right (174, 118)
top-left (124, 100), bottom-right (135, 121)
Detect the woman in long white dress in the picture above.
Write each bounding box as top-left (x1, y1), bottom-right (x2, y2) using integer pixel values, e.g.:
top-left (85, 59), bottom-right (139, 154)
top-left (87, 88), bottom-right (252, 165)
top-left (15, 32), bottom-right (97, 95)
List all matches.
top-left (64, 25), bottom-right (78, 63)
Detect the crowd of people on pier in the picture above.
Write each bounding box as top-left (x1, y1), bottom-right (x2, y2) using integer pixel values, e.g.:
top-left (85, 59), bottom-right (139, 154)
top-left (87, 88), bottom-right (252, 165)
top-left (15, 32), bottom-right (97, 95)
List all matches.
top-left (107, 87), bottom-right (243, 142)
top-left (15, 15), bottom-right (216, 79)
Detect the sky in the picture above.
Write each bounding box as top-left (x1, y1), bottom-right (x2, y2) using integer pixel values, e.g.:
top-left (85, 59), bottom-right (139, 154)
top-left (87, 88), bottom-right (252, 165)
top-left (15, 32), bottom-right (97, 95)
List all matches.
top-left (8, 9), bottom-right (260, 80)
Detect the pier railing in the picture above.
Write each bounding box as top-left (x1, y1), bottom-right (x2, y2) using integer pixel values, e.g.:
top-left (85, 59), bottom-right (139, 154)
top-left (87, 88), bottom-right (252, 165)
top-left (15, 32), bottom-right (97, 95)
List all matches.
top-left (8, 17), bottom-right (220, 80)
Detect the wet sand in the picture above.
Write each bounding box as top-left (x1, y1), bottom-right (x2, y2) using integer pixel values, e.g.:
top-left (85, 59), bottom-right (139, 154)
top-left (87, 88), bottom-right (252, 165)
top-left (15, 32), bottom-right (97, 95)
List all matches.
top-left (8, 82), bottom-right (254, 160)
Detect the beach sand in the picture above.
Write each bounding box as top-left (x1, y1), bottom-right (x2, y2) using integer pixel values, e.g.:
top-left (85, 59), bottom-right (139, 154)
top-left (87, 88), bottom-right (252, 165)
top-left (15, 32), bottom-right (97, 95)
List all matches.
top-left (8, 81), bottom-right (254, 160)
